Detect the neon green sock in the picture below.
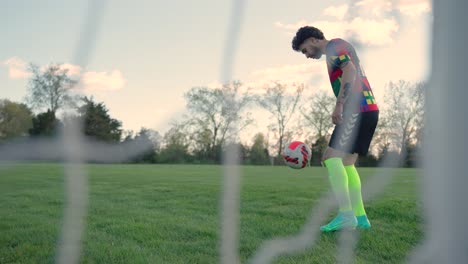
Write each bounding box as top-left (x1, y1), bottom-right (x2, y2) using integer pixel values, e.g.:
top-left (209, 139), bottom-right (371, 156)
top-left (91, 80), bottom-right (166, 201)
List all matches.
top-left (345, 164), bottom-right (366, 216)
top-left (324, 158), bottom-right (352, 212)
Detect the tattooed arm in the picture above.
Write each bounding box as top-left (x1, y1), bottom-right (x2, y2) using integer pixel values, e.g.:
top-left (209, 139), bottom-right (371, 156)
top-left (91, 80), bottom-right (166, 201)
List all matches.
top-left (332, 61), bottom-right (357, 124)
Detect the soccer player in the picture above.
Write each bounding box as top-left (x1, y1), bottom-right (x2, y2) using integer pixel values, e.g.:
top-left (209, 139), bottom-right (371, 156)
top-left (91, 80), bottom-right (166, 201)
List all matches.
top-left (292, 26), bottom-right (379, 232)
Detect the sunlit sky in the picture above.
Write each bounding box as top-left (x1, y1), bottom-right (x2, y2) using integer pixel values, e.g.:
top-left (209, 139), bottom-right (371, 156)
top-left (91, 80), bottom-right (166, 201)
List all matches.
top-left (1, 0), bottom-right (431, 139)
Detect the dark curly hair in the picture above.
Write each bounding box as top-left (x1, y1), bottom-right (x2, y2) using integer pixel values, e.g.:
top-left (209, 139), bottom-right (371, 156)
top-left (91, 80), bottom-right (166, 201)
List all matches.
top-left (291, 26), bottom-right (325, 51)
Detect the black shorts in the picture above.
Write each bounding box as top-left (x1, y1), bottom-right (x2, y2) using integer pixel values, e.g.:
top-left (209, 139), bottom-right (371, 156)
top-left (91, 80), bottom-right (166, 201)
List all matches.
top-left (329, 110), bottom-right (379, 156)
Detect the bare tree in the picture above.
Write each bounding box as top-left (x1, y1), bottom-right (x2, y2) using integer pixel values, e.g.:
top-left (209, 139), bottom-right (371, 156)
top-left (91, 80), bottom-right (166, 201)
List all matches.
top-left (184, 81), bottom-right (253, 160)
top-left (371, 116), bottom-right (396, 158)
top-left (381, 80), bottom-right (425, 158)
top-left (26, 63), bottom-right (78, 113)
top-left (300, 91), bottom-right (335, 139)
top-left (257, 82), bottom-right (304, 158)
top-left (297, 91), bottom-right (335, 164)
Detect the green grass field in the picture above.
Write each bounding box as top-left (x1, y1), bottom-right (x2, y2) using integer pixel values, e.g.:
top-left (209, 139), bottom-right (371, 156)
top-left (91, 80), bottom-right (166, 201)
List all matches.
top-left (0, 163), bottom-right (423, 264)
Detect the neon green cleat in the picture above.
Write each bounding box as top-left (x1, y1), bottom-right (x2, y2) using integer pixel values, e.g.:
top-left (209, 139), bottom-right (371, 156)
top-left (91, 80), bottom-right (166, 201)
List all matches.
top-left (356, 215), bottom-right (371, 229)
top-left (320, 211), bottom-right (357, 232)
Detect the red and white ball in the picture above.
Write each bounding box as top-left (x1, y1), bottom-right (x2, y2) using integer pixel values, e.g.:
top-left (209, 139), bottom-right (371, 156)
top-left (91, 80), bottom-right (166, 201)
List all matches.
top-left (282, 141), bottom-right (311, 169)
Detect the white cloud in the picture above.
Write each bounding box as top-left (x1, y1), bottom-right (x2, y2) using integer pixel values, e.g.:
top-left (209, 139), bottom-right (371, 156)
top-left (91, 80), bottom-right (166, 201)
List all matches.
top-left (354, 0), bottom-right (430, 17)
top-left (398, 0), bottom-right (431, 16)
top-left (276, 18), bottom-right (398, 46)
top-left (3, 57), bottom-right (31, 79)
top-left (79, 70), bottom-right (126, 92)
top-left (247, 63), bottom-right (330, 96)
top-left (252, 63), bottom-right (320, 79)
top-left (355, 0), bottom-right (392, 17)
top-left (277, 0), bottom-right (430, 47)
top-left (322, 4), bottom-right (349, 20)
top-left (60, 63), bottom-right (82, 76)
top-left (3, 56), bottom-right (125, 92)
top-left (202, 63), bottom-right (328, 96)
top-left (58, 64), bottom-right (125, 92)
top-left (346, 17), bottom-right (399, 45)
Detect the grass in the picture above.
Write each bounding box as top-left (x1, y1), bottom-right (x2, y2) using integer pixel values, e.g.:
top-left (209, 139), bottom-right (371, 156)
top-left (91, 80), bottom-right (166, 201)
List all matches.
top-left (0, 163), bottom-right (423, 263)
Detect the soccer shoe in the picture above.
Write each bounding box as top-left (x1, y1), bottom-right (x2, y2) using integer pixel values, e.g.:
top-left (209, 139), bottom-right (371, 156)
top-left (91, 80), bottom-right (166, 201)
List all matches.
top-left (320, 211), bottom-right (357, 232)
top-left (356, 215), bottom-right (371, 229)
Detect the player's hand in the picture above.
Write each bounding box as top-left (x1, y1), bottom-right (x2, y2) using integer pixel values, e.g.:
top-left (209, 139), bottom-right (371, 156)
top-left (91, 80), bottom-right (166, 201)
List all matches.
top-left (332, 103), bottom-right (344, 125)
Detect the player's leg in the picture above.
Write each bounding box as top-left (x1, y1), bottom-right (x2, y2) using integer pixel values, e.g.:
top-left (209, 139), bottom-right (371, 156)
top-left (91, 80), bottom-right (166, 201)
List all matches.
top-left (343, 153), bottom-right (371, 229)
top-left (320, 148), bottom-right (357, 232)
top-left (322, 147), bottom-right (352, 213)
top-left (320, 112), bottom-right (363, 232)
top-left (346, 110), bottom-right (379, 229)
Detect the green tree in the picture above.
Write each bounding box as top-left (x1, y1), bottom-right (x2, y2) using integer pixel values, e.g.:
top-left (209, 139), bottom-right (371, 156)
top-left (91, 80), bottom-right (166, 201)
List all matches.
top-left (159, 123), bottom-right (191, 163)
top-left (249, 133), bottom-right (270, 165)
top-left (130, 128), bottom-right (161, 163)
top-left (0, 99), bottom-right (33, 142)
top-left (26, 63), bottom-right (78, 113)
top-left (29, 110), bottom-right (61, 137)
top-left (77, 97), bottom-right (122, 142)
top-left (357, 154), bottom-right (379, 167)
top-left (310, 135), bottom-right (328, 166)
top-left (121, 129), bottom-right (135, 143)
top-left (404, 141), bottom-right (420, 168)
top-left (191, 128), bottom-right (214, 163)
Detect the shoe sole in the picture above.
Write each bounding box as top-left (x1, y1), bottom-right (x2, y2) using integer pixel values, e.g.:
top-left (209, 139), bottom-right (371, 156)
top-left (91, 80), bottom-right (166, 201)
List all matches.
top-left (320, 223), bottom-right (358, 232)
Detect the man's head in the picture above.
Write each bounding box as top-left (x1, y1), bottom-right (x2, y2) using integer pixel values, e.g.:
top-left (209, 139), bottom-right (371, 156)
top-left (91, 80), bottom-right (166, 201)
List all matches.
top-left (292, 26), bottom-right (326, 59)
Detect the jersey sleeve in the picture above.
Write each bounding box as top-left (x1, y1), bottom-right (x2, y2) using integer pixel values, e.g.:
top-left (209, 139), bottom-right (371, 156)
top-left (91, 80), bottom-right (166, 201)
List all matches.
top-left (328, 40), bottom-right (352, 68)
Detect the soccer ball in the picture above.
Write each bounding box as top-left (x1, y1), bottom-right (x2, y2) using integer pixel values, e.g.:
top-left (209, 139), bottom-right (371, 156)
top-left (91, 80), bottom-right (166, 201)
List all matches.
top-left (282, 141), bottom-right (311, 169)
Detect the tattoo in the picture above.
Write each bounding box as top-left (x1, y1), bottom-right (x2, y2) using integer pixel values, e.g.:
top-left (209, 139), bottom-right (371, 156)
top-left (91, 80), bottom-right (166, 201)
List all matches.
top-left (343, 82), bottom-right (351, 97)
top-left (337, 82), bottom-right (351, 105)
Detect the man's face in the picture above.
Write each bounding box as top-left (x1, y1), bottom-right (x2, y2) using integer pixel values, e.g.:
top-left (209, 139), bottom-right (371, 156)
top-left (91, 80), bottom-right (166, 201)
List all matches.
top-left (298, 38), bottom-right (322, 59)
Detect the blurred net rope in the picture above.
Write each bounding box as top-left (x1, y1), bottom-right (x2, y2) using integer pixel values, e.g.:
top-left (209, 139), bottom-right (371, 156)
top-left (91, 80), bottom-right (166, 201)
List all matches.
top-left (408, 0), bottom-right (468, 263)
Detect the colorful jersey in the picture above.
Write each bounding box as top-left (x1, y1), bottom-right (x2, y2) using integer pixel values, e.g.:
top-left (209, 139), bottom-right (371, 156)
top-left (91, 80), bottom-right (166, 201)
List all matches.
top-left (325, 38), bottom-right (378, 113)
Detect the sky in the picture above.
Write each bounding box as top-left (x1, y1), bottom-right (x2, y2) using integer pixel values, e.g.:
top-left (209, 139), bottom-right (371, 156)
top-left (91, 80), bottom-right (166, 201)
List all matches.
top-left (1, 0), bottom-right (432, 140)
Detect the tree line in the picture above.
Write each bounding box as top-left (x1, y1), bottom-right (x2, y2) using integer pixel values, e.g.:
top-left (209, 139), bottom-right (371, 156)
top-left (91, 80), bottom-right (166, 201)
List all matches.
top-left (0, 63), bottom-right (425, 167)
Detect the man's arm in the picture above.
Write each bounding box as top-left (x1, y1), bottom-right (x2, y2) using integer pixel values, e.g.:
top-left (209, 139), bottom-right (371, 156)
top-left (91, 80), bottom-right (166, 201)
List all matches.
top-left (332, 61), bottom-right (357, 124)
top-left (337, 61), bottom-right (357, 105)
